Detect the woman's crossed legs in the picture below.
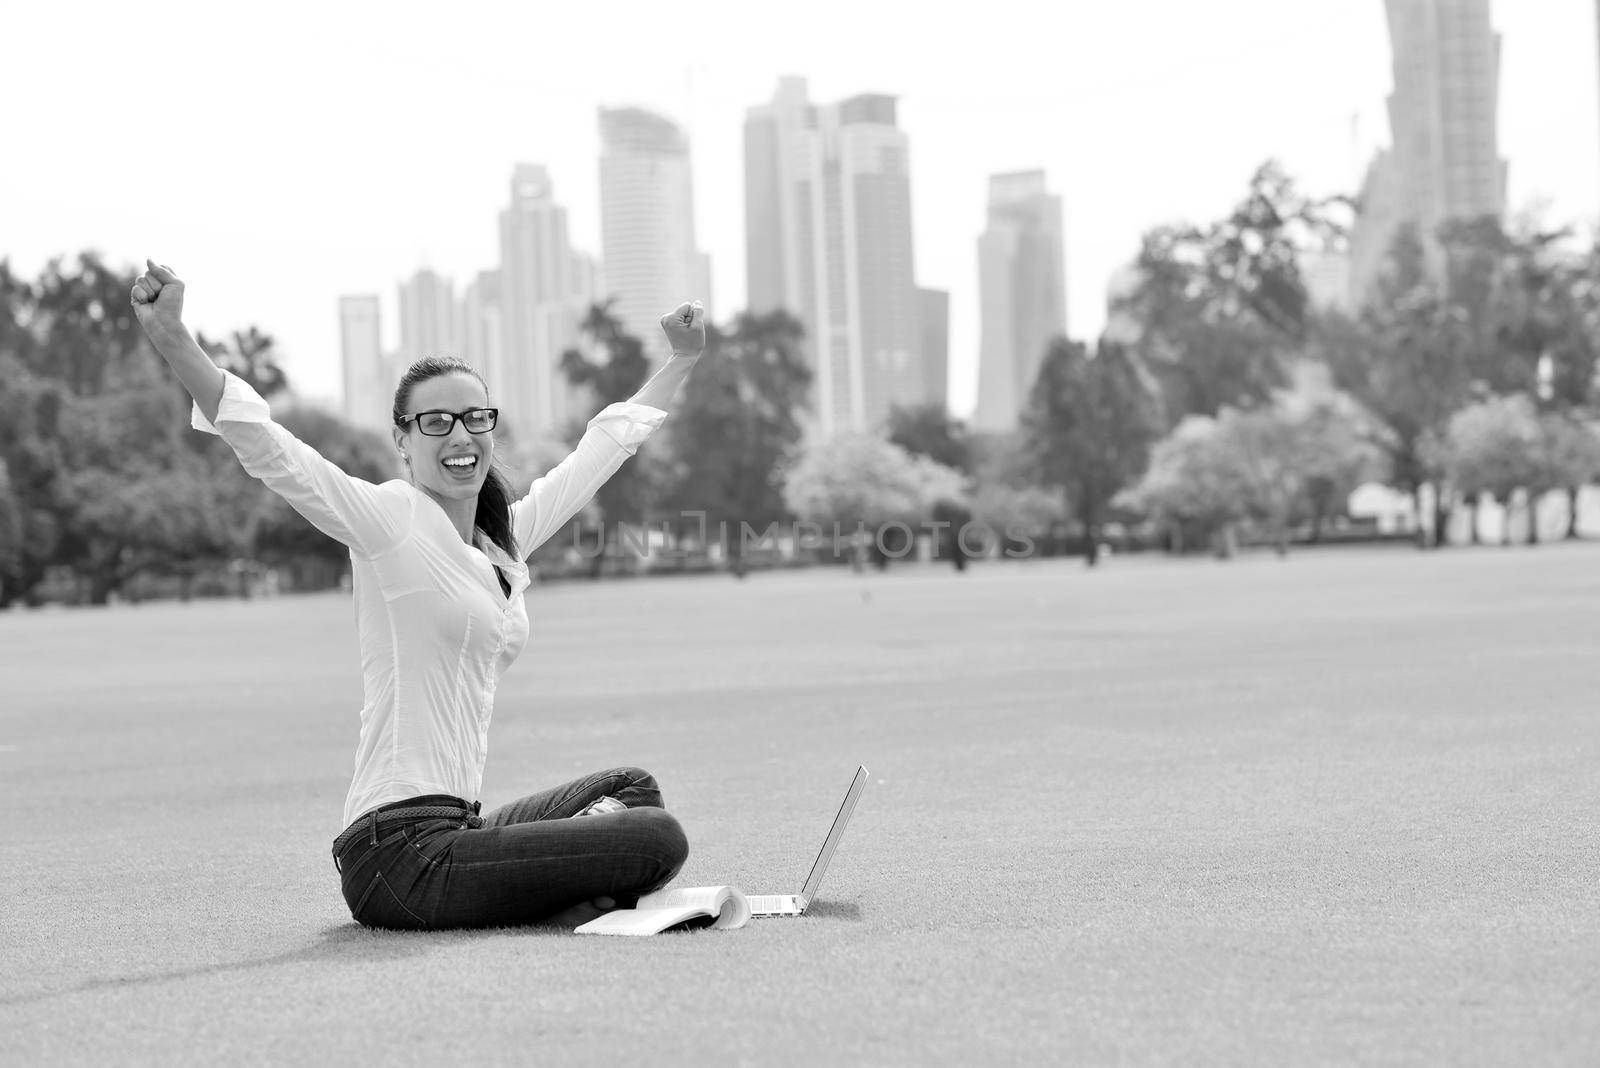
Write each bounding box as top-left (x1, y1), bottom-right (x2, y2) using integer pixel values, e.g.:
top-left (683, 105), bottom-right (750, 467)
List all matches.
top-left (337, 767), bottom-right (689, 930)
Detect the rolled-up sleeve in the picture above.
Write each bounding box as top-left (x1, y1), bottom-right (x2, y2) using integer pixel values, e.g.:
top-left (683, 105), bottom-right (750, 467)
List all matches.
top-left (511, 401), bottom-right (667, 556)
top-left (193, 371), bottom-right (411, 558)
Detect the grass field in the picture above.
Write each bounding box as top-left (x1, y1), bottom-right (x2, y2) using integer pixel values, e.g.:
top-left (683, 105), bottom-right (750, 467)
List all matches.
top-left (3, 544), bottom-right (1598, 1064)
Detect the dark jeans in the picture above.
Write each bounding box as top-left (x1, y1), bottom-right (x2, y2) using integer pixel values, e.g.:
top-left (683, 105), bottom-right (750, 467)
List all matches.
top-left (332, 766), bottom-right (689, 930)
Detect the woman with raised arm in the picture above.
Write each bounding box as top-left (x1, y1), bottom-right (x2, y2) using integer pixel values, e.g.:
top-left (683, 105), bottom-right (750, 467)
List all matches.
top-left (131, 260), bottom-right (704, 930)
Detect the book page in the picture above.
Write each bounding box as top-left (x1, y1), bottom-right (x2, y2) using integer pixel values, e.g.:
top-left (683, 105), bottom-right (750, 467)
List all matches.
top-left (575, 886), bottom-right (751, 935)
top-left (637, 886), bottom-right (750, 929)
top-left (637, 886), bottom-right (729, 913)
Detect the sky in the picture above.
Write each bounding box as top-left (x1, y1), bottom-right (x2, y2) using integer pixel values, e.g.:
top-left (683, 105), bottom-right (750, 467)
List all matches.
top-left (4, 0), bottom-right (1598, 419)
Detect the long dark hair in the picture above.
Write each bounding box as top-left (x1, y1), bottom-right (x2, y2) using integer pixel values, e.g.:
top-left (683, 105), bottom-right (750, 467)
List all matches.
top-left (393, 356), bottom-right (517, 559)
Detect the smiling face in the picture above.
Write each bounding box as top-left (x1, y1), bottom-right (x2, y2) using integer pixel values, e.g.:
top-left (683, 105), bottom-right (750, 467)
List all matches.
top-left (392, 371), bottom-right (495, 506)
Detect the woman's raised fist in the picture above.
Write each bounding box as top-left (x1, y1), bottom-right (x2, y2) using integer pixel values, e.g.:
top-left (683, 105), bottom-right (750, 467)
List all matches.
top-left (130, 259), bottom-right (186, 340)
top-left (660, 300), bottom-right (706, 357)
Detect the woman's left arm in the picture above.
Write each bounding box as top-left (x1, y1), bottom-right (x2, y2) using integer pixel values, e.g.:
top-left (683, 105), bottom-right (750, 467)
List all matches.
top-left (509, 300), bottom-right (707, 556)
top-left (627, 300), bottom-right (706, 410)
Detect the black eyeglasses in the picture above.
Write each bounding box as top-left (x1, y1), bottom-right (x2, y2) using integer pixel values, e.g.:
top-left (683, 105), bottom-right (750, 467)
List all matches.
top-left (402, 408), bottom-right (499, 436)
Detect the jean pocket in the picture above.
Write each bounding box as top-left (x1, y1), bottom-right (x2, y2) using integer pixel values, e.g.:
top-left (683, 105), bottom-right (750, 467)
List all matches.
top-left (349, 868), bottom-right (431, 930)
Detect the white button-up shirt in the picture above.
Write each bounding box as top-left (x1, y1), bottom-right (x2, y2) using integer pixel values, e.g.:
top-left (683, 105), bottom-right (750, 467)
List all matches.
top-left (192, 372), bottom-right (666, 828)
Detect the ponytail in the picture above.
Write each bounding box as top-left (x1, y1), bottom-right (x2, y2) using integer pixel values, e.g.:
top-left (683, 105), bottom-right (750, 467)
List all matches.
top-left (474, 461), bottom-right (517, 559)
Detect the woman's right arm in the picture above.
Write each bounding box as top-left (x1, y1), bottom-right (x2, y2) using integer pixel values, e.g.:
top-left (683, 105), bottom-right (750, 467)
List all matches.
top-left (131, 261), bottom-right (409, 557)
top-left (132, 261), bottom-right (226, 425)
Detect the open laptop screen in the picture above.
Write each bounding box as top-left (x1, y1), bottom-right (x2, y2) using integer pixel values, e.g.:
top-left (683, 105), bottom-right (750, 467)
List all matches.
top-left (799, 765), bottom-right (870, 905)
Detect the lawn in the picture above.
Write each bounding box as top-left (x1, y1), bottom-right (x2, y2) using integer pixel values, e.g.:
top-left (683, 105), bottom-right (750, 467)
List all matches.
top-left (2, 544), bottom-right (1597, 1064)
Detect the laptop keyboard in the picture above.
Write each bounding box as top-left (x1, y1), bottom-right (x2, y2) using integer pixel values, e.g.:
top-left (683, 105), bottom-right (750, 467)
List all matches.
top-left (748, 895), bottom-right (797, 915)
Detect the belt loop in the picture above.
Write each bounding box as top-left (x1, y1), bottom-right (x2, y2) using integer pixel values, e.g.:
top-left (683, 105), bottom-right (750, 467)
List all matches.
top-left (368, 809), bottom-right (379, 847)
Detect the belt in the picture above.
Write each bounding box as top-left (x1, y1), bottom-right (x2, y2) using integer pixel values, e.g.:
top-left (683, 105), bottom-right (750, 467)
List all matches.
top-left (331, 794), bottom-right (484, 859)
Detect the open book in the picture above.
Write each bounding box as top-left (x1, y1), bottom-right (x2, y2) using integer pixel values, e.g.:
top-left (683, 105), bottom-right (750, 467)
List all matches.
top-left (574, 886), bottom-right (751, 936)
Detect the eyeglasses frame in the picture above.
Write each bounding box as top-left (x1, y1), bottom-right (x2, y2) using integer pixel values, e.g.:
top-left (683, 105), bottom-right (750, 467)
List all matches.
top-left (400, 407), bottom-right (500, 436)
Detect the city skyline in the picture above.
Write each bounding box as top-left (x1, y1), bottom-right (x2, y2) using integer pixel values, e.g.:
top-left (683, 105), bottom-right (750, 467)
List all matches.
top-left (6, 1), bottom-right (1598, 422)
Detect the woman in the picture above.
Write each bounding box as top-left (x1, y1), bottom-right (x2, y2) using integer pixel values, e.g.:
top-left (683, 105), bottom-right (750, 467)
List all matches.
top-left (130, 260), bottom-right (704, 930)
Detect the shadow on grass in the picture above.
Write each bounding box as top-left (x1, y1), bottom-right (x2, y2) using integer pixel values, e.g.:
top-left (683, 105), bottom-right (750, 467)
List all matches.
top-left (804, 900), bottom-right (863, 921)
top-left (0, 922), bottom-right (566, 1008)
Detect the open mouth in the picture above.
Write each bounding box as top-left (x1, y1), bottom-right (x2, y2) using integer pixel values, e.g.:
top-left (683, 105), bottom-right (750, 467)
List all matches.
top-left (441, 454), bottom-right (479, 477)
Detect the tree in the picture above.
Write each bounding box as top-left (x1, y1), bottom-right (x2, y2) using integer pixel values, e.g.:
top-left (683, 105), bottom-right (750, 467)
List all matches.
top-left (1216, 407), bottom-right (1310, 555)
top-left (560, 300), bottom-right (652, 577)
top-left (1294, 402), bottom-right (1377, 543)
top-left (1114, 161), bottom-right (1346, 427)
top-left (887, 403), bottom-right (972, 474)
top-left (0, 354), bottom-right (69, 605)
top-left (53, 352), bottom-right (238, 603)
top-left (969, 483), bottom-right (1066, 557)
top-left (0, 253), bottom-right (295, 605)
top-left (1316, 224), bottom-right (1475, 547)
top-left (782, 432), bottom-right (959, 567)
top-left (1433, 395), bottom-right (1545, 546)
top-left (1120, 415), bottom-right (1252, 557)
top-left (0, 459), bottom-right (22, 602)
top-left (197, 326), bottom-right (288, 400)
top-left (27, 252), bottom-right (152, 395)
top-left (657, 310), bottom-right (811, 576)
top-left (1539, 414), bottom-right (1600, 540)
top-left (1021, 338), bottom-right (1163, 566)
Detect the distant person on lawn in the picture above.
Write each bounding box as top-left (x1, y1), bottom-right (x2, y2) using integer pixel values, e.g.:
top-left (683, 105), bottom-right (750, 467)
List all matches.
top-left (131, 260), bottom-right (703, 930)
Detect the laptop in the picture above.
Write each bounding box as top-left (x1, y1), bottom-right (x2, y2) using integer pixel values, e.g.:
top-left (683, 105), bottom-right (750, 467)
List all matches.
top-left (747, 765), bottom-right (870, 918)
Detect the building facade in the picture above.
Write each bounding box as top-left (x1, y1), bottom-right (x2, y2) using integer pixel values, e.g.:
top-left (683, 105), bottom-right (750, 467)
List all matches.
top-left (498, 164), bottom-right (590, 439)
top-left (918, 286), bottom-right (949, 412)
top-left (744, 80), bottom-right (925, 436)
top-left (1349, 0), bottom-right (1505, 303)
top-left (397, 268), bottom-right (458, 367)
top-left (598, 107), bottom-right (711, 364)
top-left (973, 170), bottom-right (1067, 432)
top-left (339, 294), bottom-right (388, 432)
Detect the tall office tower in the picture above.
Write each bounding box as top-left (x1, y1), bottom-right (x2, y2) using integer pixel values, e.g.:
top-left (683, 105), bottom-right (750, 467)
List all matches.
top-left (339, 294), bottom-right (388, 431)
top-left (917, 287), bottom-right (949, 412)
top-left (744, 75), bottom-right (812, 317)
top-left (498, 164), bottom-right (588, 439)
top-left (973, 171), bottom-right (1067, 433)
top-left (460, 270), bottom-right (505, 408)
top-left (743, 80), bottom-right (922, 436)
top-left (1349, 0), bottom-right (1506, 304)
top-left (598, 107), bottom-right (711, 363)
top-left (397, 268), bottom-right (458, 364)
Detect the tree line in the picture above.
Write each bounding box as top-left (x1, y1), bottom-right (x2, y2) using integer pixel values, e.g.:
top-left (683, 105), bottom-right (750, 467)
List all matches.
top-left (1019, 162), bottom-right (1600, 563)
top-left (6, 169), bottom-right (1597, 604)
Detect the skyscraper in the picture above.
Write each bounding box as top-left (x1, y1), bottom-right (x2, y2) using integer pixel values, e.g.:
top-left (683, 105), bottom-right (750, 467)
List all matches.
top-left (460, 269), bottom-right (505, 408)
top-left (339, 294), bottom-right (388, 431)
top-left (918, 287), bottom-right (949, 412)
top-left (973, 170), bottom-right (1067, 433)
top-left (598, 107), bottom-right (711, 362)
top-left (744, 76), bottom-right (811, 319)
top-left (498, 164), bottom-right (588, 438)
top-left (1349, 0), bottom-right (1506, 303)
top-left (397, 268), bottom-right (457, 364)
top-left (743, 80), bottom-right (923, 436)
